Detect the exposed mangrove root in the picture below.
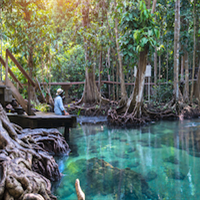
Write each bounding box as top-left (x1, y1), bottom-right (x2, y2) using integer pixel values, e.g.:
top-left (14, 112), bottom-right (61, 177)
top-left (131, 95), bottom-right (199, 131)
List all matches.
top-left (107, 108), bottom-right (152, 127)
top-left (0, 104), bottom-right (69, 199)
top-left (67, 100), bottom-right (118, 117)
top-left (108, 99), bottom-right (200, 127)
top-left (118, 96), bottom-right (128, 107)
top-left (19, 128), bottom-right (70, 156)
top-left (75, 179), bottom-right (85, 200)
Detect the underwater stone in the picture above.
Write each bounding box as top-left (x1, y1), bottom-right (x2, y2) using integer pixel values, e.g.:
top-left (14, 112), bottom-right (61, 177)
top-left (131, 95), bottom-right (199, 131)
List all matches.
top-left (110, 160), bottom-right (119, 167)
top-left (115, 152), bottom-right (129, 159)
top-left (127, 147), bottom-right (136, 153)
top-left (91, 149), bottom-right (98, 153)
top-left (120, 139), bottom-right (127, 142)
top-left (67, 158), bottom-right (160, 200)
top-left (144, 171), bottom-right (158, 182)
top-left (164, 167), bottom-right (186, 180)
top-left (127, 161), bottom-right (140, 168)
top-left (150, 142), bottom-right (162, 148)
top-left (163, 156), bottom-right (179, 164)
top-left (112, 137), bottom-right (120, 140)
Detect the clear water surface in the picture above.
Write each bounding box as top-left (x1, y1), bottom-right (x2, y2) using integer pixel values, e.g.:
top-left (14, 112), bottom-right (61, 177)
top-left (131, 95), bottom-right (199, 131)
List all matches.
top-left (52, 119), bottom-right (200, 200)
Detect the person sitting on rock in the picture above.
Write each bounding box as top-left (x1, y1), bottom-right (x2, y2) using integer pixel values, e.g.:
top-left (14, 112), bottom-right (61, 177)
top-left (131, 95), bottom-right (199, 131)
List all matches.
top-left (54, 88), bottom-right (69, 115)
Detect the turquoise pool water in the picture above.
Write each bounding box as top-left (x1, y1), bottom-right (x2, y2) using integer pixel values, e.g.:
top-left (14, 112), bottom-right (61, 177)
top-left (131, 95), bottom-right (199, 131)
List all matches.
top-left (52, 119), bottom-right (200, 200)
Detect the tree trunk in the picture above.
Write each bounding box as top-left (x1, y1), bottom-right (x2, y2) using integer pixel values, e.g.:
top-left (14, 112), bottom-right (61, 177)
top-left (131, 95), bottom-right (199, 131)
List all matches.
top-left (114, 0), bottom-right (127, 102)
top-left (131, 67), bottom-right (134, 93)
top-left (153, 0), bottom-right (157, 85)
top-left (82, 54), bottom-right (100, 103)
top-left (108, 0), bottom-right (157, 125)
top-left (174, 0), bottom-right (180, 101)
top-left (112, 63), bottom-right (115, 101)
top-left (81, 0), bottom-right (101, 104)
top-left (159, 54), bottom-right (161, 81)
top-left (126, 0), bottom-right (156, 114)
top-left (122, 0), bottom-right (156, 113)
top-left (28, 47), bottom-right (39, 104)
top-left (184, 50), bottom-right (189, 102)
top-left (107, 48), bottom-right (111, 99)
top-left (181, 55), bottom-right (184, 82)
top-left (125, 46), bottom-right (148, 118)
top-left (98, 50), bottom-right (102, 92)
top-left (147, 0), bottom-right (151, 9)
top-left (116, 58), bottom-right (119, 101)
top-left (151, 0), bottom-right (157, 14)
top-left (195, 61), bottom-right (200, 103)
top-left (190, 0), bottom-right (196, 102)
top-left (166, 47), bottom-right (169, 81)
top-left (154, 50), bottom-right (157, 84)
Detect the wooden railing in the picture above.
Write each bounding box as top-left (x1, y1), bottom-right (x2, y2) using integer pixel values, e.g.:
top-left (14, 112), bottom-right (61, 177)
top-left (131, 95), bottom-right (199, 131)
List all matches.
top-left (0, 55), bottom-right (23, 89)
top-left (5, 49), bottom-right (35, 87)
top-left (41, 80), bottom-right (197, 87)
top-left (0, 49), bottom-right (35, 115)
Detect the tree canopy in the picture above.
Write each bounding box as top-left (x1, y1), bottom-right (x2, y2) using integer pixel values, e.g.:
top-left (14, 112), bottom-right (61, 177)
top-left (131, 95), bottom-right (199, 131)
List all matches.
top-left (1, 0), bottom-right (200, 104)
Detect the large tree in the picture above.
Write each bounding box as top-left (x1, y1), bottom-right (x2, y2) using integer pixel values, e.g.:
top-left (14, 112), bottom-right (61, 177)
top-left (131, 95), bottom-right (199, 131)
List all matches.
top-left (68, 0), bottom-right (111, 104)
top-left (108, 0), bottom-right (158, 125)
top-left (174, 0), bottom-right (180, 102)
top-left (114, 0), bottom-right (127, 104)
top-left (2, 0), bottom-right (55, 102)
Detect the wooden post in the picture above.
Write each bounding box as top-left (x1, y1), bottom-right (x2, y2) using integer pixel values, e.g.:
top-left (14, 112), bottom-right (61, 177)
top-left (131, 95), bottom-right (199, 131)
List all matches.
top-left (28, 81), bottom-right (31, 115)
top-left (5, 53), bottom-right (8, 86)
top-left (0, 8), bottom-right (2, 81)
top-left (64, 126), bottom-right (70, 142)
top-left (148, 76), bottom-right (150, 103)
top-left (16, 82), bottom-right (19, 91)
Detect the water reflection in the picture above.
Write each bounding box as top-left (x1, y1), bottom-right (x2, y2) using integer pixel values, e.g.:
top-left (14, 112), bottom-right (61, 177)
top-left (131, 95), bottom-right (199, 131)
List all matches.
top-left (53, 119), bottom-right (200, 200)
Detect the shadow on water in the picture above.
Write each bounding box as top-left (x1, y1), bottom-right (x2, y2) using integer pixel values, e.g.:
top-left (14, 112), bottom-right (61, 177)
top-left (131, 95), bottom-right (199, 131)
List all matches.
top-left (53, 118), bottom-right (200, 200)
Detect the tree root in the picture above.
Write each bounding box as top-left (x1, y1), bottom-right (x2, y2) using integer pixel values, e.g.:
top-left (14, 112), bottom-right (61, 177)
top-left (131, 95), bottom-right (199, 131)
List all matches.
top-left (67, 99), bottom-right (118, 117)
top-left (108, 98), bottom-right (200, 127)
top-left (19, 128), bottom-right (70, 155)
top-left (0, 104), bottom-right (70, 199)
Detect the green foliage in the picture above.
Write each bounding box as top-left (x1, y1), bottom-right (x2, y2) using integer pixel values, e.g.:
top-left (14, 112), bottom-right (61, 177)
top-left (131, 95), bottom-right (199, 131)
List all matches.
top-left (1, 0), bottom-right (199, 104)
top-left (77, 109), bottom-right (81, 116)
top-left (119, 0), bottom-right (160, 62)
top-left (32, 102), bottom-right (50, 112)
top-left (151, 80), bottom-right (173, 103)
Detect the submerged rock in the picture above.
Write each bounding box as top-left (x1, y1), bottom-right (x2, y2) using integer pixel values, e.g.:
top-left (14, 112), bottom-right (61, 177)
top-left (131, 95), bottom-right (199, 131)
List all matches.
top-left (127, 161), bottom-right (140, 168)
top-left (163, 156), bottom-right (179, 164)
top-left (150, 141), bottom-right (162, 148)
top-left (115, 152), bottom-right (129, 159)
top-left (67, 158), bottom-right (161, 200)
top-left (112, 137), bottom-right (120, 140)
top-left (164, 167), bottom-right (186, 180)
top-left (110, 160), bottom-right (119, 167)
top-left (144, 171), bottom-right (158, 182)
top-left (120, 139), bottom-right (127, 142)
top-left (127, 147), bottom-right (136, 153)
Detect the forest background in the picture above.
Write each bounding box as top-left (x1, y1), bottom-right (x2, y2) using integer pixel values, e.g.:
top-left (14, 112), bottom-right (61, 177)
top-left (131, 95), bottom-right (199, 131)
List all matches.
top-left (1, 0), bottom-right (200, 119)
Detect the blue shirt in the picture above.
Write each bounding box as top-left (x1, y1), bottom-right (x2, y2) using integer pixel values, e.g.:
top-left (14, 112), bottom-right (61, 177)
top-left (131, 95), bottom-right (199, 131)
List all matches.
top-left (54, 96), bottom-right (65, 115)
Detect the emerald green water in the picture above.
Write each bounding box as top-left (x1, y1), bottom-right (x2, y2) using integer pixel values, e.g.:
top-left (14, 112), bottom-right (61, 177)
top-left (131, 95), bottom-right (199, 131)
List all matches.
top-left (53, 119), bottom-right (200, 200)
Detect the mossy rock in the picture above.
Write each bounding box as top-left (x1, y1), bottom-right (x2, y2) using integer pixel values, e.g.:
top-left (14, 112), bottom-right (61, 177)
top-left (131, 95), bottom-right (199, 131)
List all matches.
top-left (164, 167), bottom-right (186, 180)
top-left (144, 171), bottom-right (158, 182)
top-left (163, 156), bottom-right (179, 164)
top-left (67, 158), bottom-right (160, 200)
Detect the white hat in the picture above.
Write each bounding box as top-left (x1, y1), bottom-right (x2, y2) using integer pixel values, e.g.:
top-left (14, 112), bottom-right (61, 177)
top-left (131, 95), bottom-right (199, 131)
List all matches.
top-left (56, 88), bottom-right (64, 96)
